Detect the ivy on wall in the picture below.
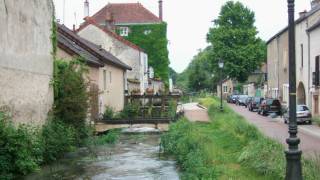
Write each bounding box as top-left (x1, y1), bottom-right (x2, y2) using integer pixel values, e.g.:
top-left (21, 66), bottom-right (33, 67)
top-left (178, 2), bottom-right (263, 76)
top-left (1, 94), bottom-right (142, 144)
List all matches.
top-left (117, 23), bottom-right (170, 83)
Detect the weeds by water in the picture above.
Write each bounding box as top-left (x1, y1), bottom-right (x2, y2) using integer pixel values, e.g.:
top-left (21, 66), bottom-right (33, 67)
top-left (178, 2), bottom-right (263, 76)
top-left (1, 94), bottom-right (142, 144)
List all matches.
top-left (161, 97), bottom-right (320, 179)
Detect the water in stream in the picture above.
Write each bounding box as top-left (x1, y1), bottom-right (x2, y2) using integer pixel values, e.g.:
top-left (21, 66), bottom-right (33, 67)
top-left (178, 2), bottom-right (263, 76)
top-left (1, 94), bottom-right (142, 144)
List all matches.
top-left (24, 129), bottom-right (180, 180)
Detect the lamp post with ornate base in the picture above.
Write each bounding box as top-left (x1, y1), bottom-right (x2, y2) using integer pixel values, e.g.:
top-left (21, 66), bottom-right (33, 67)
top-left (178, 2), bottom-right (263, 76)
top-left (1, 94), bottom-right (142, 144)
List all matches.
top-left (285, 0), bottom-right (303, 179)
top-left (218, 59), bottom-right (224, 112)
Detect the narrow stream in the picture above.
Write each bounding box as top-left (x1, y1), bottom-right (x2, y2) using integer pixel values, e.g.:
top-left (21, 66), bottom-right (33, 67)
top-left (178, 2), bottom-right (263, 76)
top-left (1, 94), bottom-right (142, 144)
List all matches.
top-left (25, 129), bottom-right (180, 180)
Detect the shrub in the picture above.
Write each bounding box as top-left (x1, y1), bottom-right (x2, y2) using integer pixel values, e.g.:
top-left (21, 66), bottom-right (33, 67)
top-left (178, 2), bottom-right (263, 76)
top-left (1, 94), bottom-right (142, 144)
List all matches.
top-left (53, 58), bottom-right (89, 143)
top-left (103, 106), bottom-right (115, 120)
top-left (89, 130), bottom-right (120, 146)
top-left (120, 102), bottom-right (140, 119)
top-left (167, 100), bottom-right (177, 118)
top-left (41, 120), bottom-right (76, 164)
top-left (0, 112), bottom-right (43, 179)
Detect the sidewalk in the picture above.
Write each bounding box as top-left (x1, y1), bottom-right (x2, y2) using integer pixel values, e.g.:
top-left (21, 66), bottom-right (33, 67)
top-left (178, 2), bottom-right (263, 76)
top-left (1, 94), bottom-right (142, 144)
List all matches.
top-left (182, 103), bottom-right (210, 123)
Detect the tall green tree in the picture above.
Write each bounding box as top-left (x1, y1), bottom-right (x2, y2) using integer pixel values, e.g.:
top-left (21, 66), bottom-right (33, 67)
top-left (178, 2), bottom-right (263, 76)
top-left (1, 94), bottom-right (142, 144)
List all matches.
top-left (207, 1), bottom-right (266, 82)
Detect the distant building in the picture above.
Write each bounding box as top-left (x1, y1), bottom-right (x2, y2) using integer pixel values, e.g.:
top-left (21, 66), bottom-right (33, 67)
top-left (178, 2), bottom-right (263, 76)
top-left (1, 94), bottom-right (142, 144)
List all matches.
top-left (0, 1), bottom-right (54, 125)
top-left (217, 78), bottom-right (236, 99)
top-left (77, 18), bottom-right (148, 95)
top-left (57, 24), bottom-right (131, 115)
top-left (243, 63), bottom-right (267, 97)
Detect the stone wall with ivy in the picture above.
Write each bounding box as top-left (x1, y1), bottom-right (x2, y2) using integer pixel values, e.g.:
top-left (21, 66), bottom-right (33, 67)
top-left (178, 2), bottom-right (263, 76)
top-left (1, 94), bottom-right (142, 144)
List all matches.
top-left (117, 23), bottom-right (169, 83)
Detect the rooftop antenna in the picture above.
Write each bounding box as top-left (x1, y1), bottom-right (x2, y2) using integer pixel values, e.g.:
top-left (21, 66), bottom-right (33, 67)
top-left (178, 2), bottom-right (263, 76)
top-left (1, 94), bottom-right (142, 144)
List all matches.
top-left (74, 12), bottom-right (78, 27)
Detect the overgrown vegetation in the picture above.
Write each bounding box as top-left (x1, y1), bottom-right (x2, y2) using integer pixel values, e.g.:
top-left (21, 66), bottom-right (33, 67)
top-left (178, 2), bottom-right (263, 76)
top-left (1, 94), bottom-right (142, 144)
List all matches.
top-left (103, 106), bottom-right (115, 120)
top-left (0, 112), bottom-right (43, 179)
top-left (53, 58), bottom-right (89, 144)
top-left (118, 23), bottom-right (170, 82)
top-left (41, 119), bottom-right (77, 163)
top-left (161, 97), bottom-right (320, 179)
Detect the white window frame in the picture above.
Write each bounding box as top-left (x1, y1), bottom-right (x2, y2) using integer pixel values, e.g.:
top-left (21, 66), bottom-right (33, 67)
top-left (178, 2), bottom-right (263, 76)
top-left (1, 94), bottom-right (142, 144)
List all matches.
top-left (119, 27), bottom-right (129, 36)
top-left (223, 85), bottom-right (228, 93)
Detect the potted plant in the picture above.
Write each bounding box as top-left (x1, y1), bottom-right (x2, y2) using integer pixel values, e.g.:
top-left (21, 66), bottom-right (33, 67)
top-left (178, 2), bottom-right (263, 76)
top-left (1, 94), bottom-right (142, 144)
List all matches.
top-left (146, 88), bottom-right (154, 95)
top-left (131, 88), bottom-right (141, 95)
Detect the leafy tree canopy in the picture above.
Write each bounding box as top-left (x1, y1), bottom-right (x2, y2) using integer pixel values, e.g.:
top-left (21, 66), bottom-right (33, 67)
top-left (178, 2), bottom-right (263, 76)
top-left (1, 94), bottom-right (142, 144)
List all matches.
top-left (207, 1), bottom-right (266, 82)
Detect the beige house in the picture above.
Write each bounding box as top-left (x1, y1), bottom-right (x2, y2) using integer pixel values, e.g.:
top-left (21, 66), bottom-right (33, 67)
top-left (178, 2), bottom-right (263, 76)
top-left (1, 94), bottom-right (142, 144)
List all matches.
top-left (217, 79), bottom-right (235, 99)
top-left (266, 1), bottom-right (320, 109)
top-left (0, 1), bottom-right (54, 125)
top-left (77, 18), bottom-right (149, 95)
top-left (57, 24), bottom-right (131, 116)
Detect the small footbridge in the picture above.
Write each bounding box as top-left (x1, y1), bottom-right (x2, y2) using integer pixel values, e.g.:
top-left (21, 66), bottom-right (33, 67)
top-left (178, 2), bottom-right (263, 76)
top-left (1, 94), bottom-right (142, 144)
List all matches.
top-left (94, 94), bottom-right (182, 133)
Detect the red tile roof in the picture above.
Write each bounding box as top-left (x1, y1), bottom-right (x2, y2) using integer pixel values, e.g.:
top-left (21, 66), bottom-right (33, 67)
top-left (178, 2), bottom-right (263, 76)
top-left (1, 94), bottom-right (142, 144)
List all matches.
top-left (76, 17), bottom-right (145, 52)
top-left (91, 3), bottom-right (162, 24)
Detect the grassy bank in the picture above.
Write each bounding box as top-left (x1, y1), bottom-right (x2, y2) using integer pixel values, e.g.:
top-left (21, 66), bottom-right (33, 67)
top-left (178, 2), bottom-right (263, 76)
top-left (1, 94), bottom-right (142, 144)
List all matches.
top-left (161, 97), bottom-right (320, 179)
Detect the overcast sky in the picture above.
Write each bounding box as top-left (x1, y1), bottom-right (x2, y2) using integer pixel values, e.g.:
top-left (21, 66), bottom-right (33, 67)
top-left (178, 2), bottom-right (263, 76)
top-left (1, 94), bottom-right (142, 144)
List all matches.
top-left (53, 0), bottom-right (311, 73)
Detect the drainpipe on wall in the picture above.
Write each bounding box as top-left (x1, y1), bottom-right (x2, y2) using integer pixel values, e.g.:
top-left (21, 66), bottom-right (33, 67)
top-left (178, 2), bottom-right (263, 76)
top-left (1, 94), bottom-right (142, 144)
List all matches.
top-left (308, 31), bottom-right (312, 109)
top-left (277, 37), bottom-right (280, 100)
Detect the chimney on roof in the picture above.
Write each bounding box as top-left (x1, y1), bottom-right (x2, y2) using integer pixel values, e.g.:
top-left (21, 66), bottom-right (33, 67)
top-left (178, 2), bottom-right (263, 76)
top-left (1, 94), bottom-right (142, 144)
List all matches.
top-left (299, 10), bottom-right (307, 17)
top-left (84, 0), bottom-right (89, 18)
top-left (73, 24), bottom-right (76, 32)
top-left (311, 0), bottom-right (320, 9)
top-left (105, 12), bottom-right (115, 31)
top-left (159, 0), bottom-right (163, 21)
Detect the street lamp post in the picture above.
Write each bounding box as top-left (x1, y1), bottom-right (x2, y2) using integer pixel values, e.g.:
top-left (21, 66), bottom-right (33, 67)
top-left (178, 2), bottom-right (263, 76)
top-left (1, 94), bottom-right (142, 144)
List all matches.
top-left (286, 0), bottom-right (302, 179)
top-left (218, 59), bottom-right (224, 112)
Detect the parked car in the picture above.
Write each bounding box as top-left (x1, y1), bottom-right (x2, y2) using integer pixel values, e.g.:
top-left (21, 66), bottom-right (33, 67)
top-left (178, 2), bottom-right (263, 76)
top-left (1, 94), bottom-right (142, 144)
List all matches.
top-left (244, 96), bottom-right (254, 108)
top-left (258, 98), bottom-right (282, 116)
top-left (227, 95), bottom-right (233, 103)
top-left (283, 105), bottom-right (312, 124)
top-left (228, 95), bottom-right (239, 104)
top-left (236, 95), bottom-right (249, 106)
top-left (248, 97), bottom-right (264, 112)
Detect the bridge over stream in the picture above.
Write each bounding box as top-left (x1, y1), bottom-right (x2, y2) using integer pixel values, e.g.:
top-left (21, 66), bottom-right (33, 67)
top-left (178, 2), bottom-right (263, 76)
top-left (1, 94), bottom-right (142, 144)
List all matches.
top-left (94, 94), bottom-right (182, 133)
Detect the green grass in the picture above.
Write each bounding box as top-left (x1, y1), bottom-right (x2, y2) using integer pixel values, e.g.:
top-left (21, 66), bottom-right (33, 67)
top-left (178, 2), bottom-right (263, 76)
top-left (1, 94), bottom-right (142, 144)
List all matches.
top-left (161, 97), bottom-right (320, 179)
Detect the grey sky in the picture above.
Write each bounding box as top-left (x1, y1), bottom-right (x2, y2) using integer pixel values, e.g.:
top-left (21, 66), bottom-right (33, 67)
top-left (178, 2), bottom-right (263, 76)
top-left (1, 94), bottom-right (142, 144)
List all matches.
top-left (53, 0), bottom-right (311, 73)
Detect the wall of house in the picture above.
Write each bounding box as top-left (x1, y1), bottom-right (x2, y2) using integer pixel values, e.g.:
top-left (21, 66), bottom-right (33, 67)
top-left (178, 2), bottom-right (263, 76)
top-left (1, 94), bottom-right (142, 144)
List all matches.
top-left (267, 31), bottom-right (289, 102)
top-left (57, 47), bottom-right (125, 114)
top-left (217, 79), bottom-right (234, 99)
top-left (77, 24), bottom-right (147, 94)
top-left (99, 65), bottom-right (125, 112)
top-left (0, 0), bottom-right (54, 125)
top-left (295, 10), bottom-right (320, 108)
top-left (309, 27), bottom-right (320, 115)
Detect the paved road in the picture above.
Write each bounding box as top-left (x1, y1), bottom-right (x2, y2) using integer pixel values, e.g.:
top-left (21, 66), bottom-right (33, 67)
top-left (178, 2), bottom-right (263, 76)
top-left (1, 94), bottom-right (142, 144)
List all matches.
top-left (228, 103), bottom-right (320, 158)
top-left (182, 103), bottom-right (209, 123)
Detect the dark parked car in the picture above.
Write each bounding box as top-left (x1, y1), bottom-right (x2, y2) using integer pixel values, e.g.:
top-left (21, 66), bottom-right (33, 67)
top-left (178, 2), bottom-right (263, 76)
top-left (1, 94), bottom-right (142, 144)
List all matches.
top-left (244, 97), bottom-right (254, 108)
top-left (283, 105), bottom-right (312, 124)
top-left (228, 95), bottom-right (239, 103)
top-left (236, 95), bottom-right (249, 106)
top-left (248, 97), bottom-right (264, 111)
top-left (258, 98), bottom-right (282, 116)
